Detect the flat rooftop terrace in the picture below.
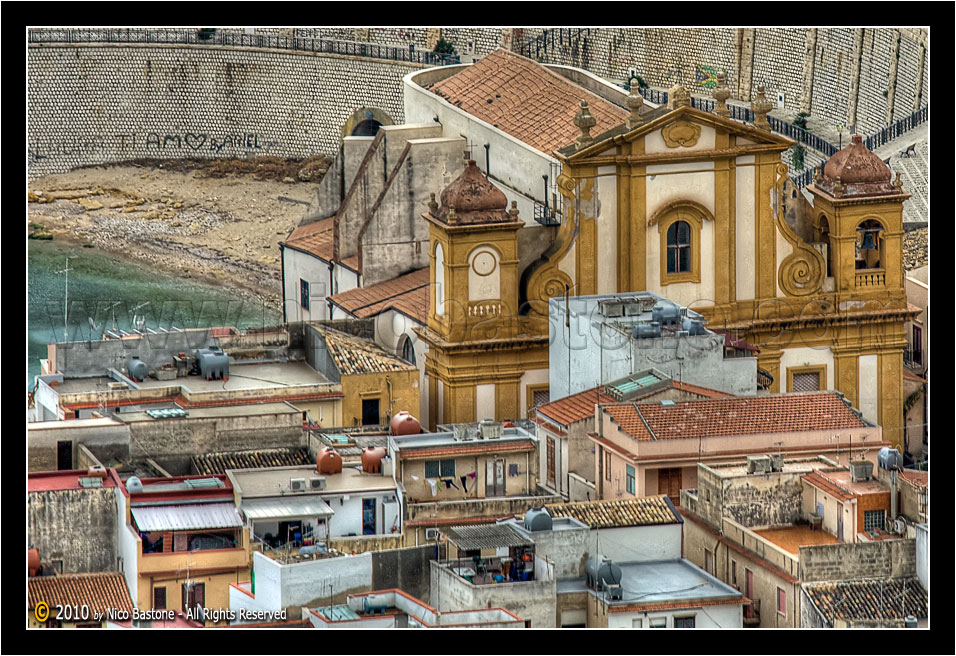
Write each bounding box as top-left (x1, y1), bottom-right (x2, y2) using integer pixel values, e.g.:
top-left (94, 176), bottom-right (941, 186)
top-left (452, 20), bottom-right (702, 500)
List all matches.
top-left (53, 361), bottom-right (334, 397)
top-left (229, 465), bottom-right (397, 497)
top-left (754, 525), bottom-right (841, 555)
top-left (615, 559), bottom-right (740, 606)
top-left (115, 402), bottom-right (302, 422)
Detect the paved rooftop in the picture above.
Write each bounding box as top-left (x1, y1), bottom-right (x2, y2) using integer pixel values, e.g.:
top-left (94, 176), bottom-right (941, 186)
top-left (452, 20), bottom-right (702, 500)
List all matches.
top-left (228, 464), bottom-right (397, 498)
top-left (754, 525), bottom-right (841, 555)
top-left (613, 559), bottom-right (741, 606)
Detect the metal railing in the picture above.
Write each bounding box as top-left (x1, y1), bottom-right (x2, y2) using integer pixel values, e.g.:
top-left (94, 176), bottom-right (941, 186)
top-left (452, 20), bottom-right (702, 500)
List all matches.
top-left (866, 105), bottom-right (929, 151)
top-left (28, 28), bottom-right (460, 66)
top-left (533, 202), bottom-right (561, 227)
top-left (519, 28), bottom-right (591, 59)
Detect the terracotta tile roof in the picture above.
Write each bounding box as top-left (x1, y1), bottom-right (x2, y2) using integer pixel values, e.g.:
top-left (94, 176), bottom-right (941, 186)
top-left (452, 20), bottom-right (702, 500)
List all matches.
top-left (282, 217), bottom-right (335, 262)
top-left (603, 392), bottom-right (866, 441)
top-left (535, 387), bottom-right (616, 428)
top-left (28, 572), bottom-right (134, 615)
top-left (899, 470), bottom-right (927, 488)
top-left (545, 495), bottom-right (681, 529)
top-left (802, 471), bottom-right (855, 502)
top-left (192, 447), bottom-right (313, 475)
top-left (329, 268), bottom-right (430, 325)
top-left (317, 327), bottom-right (417, 376)
top-left (804, 578), bottom-right (928, 623)
top-left (537, 381), bottom-right (731, 429)
top-left (427, 49), bottom-right (628, 155)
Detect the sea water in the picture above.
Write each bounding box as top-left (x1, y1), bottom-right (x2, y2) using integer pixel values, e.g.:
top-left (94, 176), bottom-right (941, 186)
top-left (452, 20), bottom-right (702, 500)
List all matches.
top-left (27, 239), bottom-right (280, 389)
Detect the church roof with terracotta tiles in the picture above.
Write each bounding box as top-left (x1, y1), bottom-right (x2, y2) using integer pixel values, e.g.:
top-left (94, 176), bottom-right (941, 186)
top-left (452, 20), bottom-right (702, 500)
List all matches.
top-left (426, 48), bottom-right (628, 155)
top-left (317, 326), bottom-right (417, 377)
top-left (29, 572), bottom-right (134, 615)
top-left (329, 268), bottom-right (429, 325)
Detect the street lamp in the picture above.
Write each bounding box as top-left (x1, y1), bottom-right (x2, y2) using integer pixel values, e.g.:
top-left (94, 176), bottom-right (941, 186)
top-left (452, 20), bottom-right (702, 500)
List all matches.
top-left (837, 123), bottom-right (844, 150)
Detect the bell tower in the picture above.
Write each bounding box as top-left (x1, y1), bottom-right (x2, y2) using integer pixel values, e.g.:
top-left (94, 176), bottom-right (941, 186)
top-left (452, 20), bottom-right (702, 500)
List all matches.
top-left (418, 160), bottom-right (549, 427)
top-left (808, 134), bottom-right (910, 301)
top-left (424, 160), bottom-right (523, 342)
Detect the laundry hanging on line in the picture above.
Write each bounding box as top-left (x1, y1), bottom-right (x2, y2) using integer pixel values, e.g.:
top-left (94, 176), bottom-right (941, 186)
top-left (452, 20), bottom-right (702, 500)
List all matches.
top-left (442, 478), bottom-right (459, 490)
top-left (459, 475), bottom-right (469, 493)
top-left (426, 479), bottom-right (438, 497)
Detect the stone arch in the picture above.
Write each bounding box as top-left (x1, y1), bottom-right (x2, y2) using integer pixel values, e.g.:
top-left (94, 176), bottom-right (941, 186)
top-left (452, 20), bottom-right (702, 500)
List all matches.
top-left (340, 107), bottom-right (395, 140)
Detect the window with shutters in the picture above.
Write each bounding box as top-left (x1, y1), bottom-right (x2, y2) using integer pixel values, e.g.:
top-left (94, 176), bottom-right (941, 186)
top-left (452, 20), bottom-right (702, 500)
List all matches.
top-left (626, 464), bottom-right (635, 495)
top-left (605, 451), bottom-right (612, 481)
top-left (666, 220), bottom-right (692, 274)
top-left (300, 279), bottom-right (310, 311)
top-left (674, 615), bottom-right (696, 628)
top-left (777, 587), bottom-right (786, 615)
top-left (425, 459), bottom-right (455, 478)
top-left (649, 617), bottom-right (667, 628)
top-left (546, 436), bottom-right (555, 485)
top-left (153, 586), bottom-right (166, 610)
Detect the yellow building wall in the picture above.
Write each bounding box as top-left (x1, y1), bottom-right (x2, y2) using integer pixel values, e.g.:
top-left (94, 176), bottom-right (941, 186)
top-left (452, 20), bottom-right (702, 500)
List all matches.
top-left (340, 368), bottom-right (420, 427)
top-left (400, 450), bottom-right (536, 504)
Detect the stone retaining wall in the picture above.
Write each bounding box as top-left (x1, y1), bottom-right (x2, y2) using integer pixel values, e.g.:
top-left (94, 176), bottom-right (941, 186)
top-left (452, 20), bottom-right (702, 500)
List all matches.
top-left (28, 43), bottom-right (419, 178)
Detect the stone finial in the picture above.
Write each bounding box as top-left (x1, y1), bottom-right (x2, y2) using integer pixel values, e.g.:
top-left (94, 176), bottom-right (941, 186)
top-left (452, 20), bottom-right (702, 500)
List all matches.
top-left (668, 84), bottom-right (691, 109)
top-left (447, 205), bottom-right (458, 222)
top-left (713, 72), bottom-right (731, 118)
top-left (833, 176), bottom-right (844, 198)
top-left (428, 192), bottom-right (439, 215)
top-left (813, 166), bottom-right (823, 185)
top-left (751, 85), bottom-right (773, 131)
top-left (573, 99), bottom-right (597, 149)
top-left (508, 200), bottom-right (520, 221)
top-left (893, 171), bottom-right (904, 191)
top-left (626, 79), bottom-right (645, 130)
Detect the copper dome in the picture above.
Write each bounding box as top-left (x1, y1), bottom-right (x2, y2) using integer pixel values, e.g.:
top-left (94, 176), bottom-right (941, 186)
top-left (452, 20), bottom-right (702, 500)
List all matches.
top-left (818, 134), bottom-right (897, 198)
top-left (434, 160), bottom-right (514, 225)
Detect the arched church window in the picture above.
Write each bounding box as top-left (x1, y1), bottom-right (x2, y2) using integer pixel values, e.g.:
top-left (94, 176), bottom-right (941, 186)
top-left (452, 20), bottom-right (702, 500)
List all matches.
top-left (400, 335), bottom-right (416, 366)
top-left (666, 220), bottom-right (692, 274)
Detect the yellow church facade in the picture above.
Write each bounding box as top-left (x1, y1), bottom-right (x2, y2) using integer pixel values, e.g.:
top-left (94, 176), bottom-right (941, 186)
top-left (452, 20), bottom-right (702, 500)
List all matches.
top-left (418, 81), bottom-right (914, 452)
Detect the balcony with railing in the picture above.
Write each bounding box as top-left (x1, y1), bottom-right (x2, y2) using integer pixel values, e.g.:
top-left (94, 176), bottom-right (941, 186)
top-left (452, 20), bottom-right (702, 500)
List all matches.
top-left (902, 346), bottom-right (923, 369)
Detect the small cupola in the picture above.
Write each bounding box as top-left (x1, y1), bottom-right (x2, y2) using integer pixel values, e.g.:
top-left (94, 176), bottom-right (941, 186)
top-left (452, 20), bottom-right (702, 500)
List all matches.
top-left (817, 135), bottom-right (897, 198)
top-left (430, 160), bottom-right (514, 226)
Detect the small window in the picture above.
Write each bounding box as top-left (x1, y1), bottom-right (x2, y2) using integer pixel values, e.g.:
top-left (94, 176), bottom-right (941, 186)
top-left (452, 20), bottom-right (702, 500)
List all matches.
top-left (361, 398), bottom-right (380, 425)
top-left (425, 459), bottom-right (455, 478)
top-left (153, 586), bottom-right (166, 610)
top-left (777, 587), bottom-right (786, 615)
top-left (631, 618), bottom-right (643, 628)
top-left (626, 464), bottom-right (635, 496)
top-left (300, 279), bottom-right (310, 311)
top-left (401, 336), bottom-right (416, 365)
top-left (912, 326), bottom-right (922, 365)
top-left (666, 220), bottom-right (692, 274)
top-left (605, 451), bottom-right (612, 481)
top-left (649, 617), bottom-right (667, 628)
top-left (792, 371), bottom-right (821, 392)
top-left (674, 615), bottom-right (696, 628)
top-left (864, 509), bottom-right (886, 532)
top-left (51, 559), bottom-right (64, 575)
top-left (731, 560), bottom-right (737, 586)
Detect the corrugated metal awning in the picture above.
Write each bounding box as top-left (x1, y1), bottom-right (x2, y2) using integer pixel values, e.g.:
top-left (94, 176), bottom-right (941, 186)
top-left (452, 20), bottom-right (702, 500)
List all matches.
top-left (444, 523), bottom-right (533, 551)
top-left (240, 496), bottom-right (335, 521)
top-left (131, 502), bottom-right (244, 531)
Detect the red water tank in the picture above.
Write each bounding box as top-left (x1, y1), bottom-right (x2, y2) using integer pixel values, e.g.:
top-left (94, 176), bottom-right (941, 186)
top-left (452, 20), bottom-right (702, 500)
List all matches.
top-left (361, 447), bottom-right (387, 474)
top-left (316, 447), bottom-right (342, 475)
top-left (390, 411), bottom-right (421, 436)
top-left (28, 548), bottom-right (41, 577)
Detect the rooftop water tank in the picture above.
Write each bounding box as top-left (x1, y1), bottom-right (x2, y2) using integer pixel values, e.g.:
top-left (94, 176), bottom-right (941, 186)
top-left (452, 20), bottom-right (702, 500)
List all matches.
top-left (878, 447), bottom-right (903, 470)
top-left (364, 595), bottom-right (388, 615)
top-left (390, 411), bottom-right (421, 436)
top-left (316, 447), bottom-right (343, 475)
top-left (126, 476), bottom-right (143, 493)
top-left (652, 300), bottom-right (681, 326)
top-left (585, 555), bottom-right (622, 591)
top-left (632, 322), bottom-right (662, 339)
top-left (682, 317), bottom-right (707, 335)
top-left (361, 447), bottom-right (387, 474)
top-left (195, 347), bottom-right (229, 381)
top-left (524, 508), bottom-right (553, 532)
top-left (28, 548), bottom-right (42, 577)
top-left (126, 356), bottom-right (149, 382)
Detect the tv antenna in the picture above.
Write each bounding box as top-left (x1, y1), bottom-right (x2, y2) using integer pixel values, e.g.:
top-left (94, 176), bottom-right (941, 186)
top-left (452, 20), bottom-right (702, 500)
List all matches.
top-left (54, 257), bottom-right (76, 341)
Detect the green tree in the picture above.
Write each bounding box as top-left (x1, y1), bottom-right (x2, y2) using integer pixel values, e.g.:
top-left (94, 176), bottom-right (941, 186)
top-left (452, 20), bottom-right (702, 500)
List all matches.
top-left (433, 38), bottom-right (456, 56)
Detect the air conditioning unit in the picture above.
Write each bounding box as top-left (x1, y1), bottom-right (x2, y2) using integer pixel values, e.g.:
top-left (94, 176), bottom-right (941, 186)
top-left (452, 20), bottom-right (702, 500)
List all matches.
top-left (425, 528), bottom-right (439, 541)
top-left (478, 419), bottom-right (503, 439)
top-left (290, 478), bottom-right (306, 492)
top-left (310, 476), bottom-right (326, 491)
top-left (747, 456), bottom-right (772, 474)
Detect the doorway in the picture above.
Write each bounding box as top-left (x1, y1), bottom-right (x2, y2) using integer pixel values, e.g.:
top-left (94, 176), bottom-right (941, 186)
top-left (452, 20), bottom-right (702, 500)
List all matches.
top-left (56, 441), bottom-right (73, 470)
top-left (362, 398), bottom-right (380, 425)
top-left (362, 498), bottom-right (377, 535)
top-left (486, 458), bottom-right (505, 497)
top-left (658, 467), bottom-right (682, 504)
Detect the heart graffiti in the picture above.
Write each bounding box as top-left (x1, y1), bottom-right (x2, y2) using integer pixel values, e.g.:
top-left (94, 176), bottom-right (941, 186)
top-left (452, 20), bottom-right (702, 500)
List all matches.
top-left (184, 133), bottom-right (207, 150)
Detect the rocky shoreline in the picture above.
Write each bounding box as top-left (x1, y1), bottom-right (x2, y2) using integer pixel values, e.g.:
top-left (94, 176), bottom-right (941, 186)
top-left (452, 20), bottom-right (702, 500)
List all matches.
top-left (28, 162), bottom-right (327, 315)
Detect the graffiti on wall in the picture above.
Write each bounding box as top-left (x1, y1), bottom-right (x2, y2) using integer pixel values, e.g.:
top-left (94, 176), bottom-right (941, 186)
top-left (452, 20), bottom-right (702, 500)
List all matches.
top-left (28, 132), bottom-right (278, 162)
